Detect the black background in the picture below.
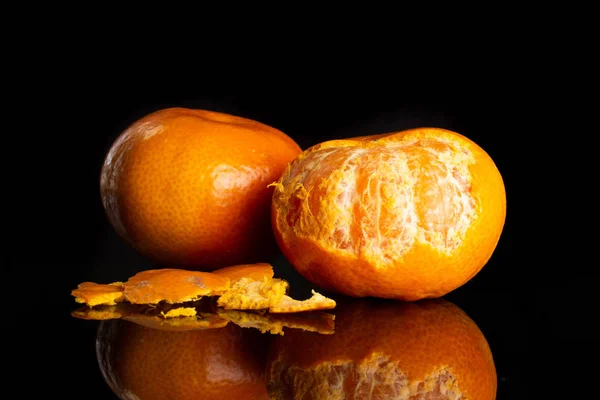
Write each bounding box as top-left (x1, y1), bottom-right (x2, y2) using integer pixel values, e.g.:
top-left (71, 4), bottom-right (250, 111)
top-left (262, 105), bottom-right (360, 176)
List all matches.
top-left (14, 72), bottom-right (587, 399)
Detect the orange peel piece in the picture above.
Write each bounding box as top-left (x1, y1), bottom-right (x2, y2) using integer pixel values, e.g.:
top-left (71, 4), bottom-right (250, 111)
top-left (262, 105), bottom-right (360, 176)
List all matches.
top-left (217, 277), bottom-right (289, 310)
top-left (71, 282), bottom-right (125, 307)
top-left (212, 262), bottom-right (274, 283)
top-left (123, 268), bottom-right (230, 304)
top-left (269, 290), bottom-right (337, 313)
top-left (71, 263), bottom-right (337, 316)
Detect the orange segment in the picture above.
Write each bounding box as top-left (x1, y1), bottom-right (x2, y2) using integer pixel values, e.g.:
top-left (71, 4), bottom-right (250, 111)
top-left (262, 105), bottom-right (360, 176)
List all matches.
top-left (71, 282), bottom-right (125, 307)
top-left (123, 268), bottom-right (230, 304)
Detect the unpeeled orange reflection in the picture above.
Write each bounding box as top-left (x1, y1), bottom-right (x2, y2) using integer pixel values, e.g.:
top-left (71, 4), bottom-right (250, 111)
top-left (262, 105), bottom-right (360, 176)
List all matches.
top-left (96, 319), bottom-right (271, 400)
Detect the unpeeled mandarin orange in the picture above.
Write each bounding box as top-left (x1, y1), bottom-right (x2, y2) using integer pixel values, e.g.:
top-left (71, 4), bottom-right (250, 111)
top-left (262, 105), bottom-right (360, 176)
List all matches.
top-left (101, 107), bottom-right (301, 270)
top-left (271, 127), bottom-right (506, 300)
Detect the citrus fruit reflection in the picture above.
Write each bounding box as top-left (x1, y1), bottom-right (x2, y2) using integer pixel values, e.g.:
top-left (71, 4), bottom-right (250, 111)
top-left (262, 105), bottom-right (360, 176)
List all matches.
top-left (266, 297), bottom-right (497, 399)
top-left (96, 319), bottom-right (270, 400)
top-left (74, 298), bottom-right (336, 336)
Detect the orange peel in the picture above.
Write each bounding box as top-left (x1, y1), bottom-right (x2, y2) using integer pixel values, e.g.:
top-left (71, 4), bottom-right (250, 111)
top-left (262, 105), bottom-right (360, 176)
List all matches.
top-left (71, 263), bottom-right (337, 315)
top-left (217, 277), bottom-right (289, 310)
top-left (212, 262), bottom-right (274, 283)
top-left (71, 282), bottom-right (125, 307)
top-left (122, 268), bottom-right (230, 304)
top-left (269, 290), bottom-right (337, 313)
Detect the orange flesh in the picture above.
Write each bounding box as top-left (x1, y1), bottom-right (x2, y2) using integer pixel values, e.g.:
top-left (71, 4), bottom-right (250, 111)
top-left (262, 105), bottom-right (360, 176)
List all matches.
top-left (279, 137), bottom-right (477, 260)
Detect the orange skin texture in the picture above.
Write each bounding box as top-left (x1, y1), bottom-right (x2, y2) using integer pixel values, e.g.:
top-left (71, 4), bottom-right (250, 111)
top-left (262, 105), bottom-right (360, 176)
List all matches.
top-left (70, 263), bottom-right (275, 306)
top-left (122, 268), bottom-right (230, 304)
top-left (212, 262), bottom-right (275, 283)
top-left (266, 298), bottom-right (497, 399)
top-left (101, 107), bottom-right (301, 270)
top-left (271, 128), bottom-right (506, 300)
top-left (97, 319), bottom-right (271, 400)
top-left (71, 282), bottom-right (124, 306)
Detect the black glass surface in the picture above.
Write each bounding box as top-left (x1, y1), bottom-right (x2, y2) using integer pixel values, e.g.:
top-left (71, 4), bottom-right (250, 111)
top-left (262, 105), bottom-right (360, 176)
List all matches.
top-left (26, 88), bottom-right (584, 399)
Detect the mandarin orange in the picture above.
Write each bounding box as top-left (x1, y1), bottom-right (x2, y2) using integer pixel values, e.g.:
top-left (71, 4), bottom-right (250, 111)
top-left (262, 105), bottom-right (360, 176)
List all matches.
top-left (271, 127), bottom-right (506, 300)
top-left (266, 297), bottom-right (497, 399)
top-left (96, 319), bottom-right (271, 400)
top-left (101, 107), bottom-right (301, 270)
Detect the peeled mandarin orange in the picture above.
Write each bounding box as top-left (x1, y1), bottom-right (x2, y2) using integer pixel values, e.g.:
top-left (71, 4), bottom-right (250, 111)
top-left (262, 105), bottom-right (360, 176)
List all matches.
top-left (271, 127), bottom-right (506, 300)
top-left (101, 107), bottom-right (301, 270)
top-left (97, 319), bottom-right (270, 400)
top-left (266, 298), bottom-right (497, 399)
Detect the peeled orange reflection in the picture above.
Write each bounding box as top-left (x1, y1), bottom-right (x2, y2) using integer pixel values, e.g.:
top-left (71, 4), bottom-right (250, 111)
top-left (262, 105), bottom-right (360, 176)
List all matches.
top-left (96, 319), bottom-right (270, 400)
top-left (266, 298), bottom-right (497, 399)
